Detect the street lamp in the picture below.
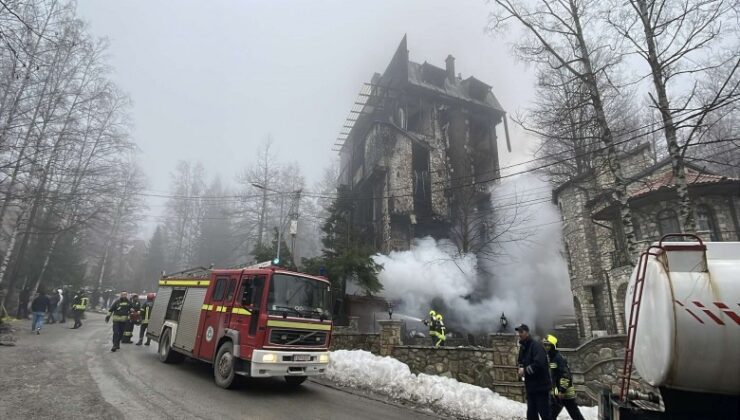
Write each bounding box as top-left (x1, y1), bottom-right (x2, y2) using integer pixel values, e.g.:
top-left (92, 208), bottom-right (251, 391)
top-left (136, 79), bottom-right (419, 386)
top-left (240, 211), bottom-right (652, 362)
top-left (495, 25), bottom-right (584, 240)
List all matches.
top-left (251, 183), bottom-right (301, 266)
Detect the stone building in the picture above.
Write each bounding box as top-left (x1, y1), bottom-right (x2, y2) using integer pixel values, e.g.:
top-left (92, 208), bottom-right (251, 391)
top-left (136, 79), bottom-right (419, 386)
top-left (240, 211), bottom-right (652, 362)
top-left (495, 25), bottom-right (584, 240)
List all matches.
top-left (554, 143), bottom-right (740, 340)
top-left (336, 36), bottom-right (507, 253)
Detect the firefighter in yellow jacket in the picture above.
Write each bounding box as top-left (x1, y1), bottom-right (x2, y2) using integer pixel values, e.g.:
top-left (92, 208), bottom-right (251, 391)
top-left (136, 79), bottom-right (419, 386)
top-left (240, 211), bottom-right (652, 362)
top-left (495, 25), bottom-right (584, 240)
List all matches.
top-left (543, 334), bottom-right (584, 420)
top-left (423, 310), bottom-right (446, 348)
top-left (70, 290), bottom-right (88, 329)
top-left (136, 293), bottom-right (155, 346)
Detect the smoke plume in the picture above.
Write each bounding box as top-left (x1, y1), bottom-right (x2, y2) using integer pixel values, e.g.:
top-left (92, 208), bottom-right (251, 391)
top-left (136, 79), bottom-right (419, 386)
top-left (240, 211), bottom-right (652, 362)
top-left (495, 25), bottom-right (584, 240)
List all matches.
top-left (373, 174), bottom-right (573, 334)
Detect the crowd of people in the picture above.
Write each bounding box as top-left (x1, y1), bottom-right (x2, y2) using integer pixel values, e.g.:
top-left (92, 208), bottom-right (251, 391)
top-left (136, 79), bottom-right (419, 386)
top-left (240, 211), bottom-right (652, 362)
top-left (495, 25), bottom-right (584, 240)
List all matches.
top-left (17, 288), bottom-right (152, 348)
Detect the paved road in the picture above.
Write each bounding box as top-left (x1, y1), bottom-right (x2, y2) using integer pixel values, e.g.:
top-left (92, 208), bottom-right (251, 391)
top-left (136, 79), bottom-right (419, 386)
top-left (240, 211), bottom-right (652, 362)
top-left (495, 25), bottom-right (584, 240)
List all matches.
top-left (0, 313), bottom-right (438, 420)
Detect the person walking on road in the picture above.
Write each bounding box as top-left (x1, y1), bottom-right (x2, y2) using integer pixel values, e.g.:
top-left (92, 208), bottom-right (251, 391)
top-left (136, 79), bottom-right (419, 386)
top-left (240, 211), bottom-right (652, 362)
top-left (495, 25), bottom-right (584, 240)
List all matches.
top-left (30, 290), bottom-right (51, 334)
top-left (136, 293), bottom-right (155, 346)
top-left (105, 292), bottom-right (132, 352)
top-left (543, 334), bottom-right (585, 420)
top-left (516, 324), bottom-right (552, 420)
top-left (70, 290), bottom-right (88, 329)
top-left (122, 293), bottom-right (140, 344)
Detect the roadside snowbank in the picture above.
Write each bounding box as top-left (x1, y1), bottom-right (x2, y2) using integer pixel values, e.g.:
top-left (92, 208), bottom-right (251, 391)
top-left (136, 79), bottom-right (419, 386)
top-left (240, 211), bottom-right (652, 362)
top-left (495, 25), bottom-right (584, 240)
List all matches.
top-left (326, 349), bottom-right (598, 420)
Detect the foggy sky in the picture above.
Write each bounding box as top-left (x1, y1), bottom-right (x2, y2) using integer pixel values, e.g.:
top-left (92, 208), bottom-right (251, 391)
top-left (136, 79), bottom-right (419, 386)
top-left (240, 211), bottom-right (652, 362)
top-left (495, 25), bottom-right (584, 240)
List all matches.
top-left (75, 0), bottom-right (537, 234)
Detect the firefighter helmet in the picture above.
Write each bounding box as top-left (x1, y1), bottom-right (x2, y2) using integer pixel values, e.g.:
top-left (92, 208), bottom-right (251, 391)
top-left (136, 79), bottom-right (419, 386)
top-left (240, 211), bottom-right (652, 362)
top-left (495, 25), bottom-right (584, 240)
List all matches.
top-left (543, 334), bottom-right (558, 348)
top-left (429, 310), bottom-right (437, 317)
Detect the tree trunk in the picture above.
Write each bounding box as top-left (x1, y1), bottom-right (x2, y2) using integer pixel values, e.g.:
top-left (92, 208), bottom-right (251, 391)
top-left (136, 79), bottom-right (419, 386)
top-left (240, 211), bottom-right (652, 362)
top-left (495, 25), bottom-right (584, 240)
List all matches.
top-left (634, 0), bottom-right (696, 233)
top-left (569, 0), bottom-right (637, 258)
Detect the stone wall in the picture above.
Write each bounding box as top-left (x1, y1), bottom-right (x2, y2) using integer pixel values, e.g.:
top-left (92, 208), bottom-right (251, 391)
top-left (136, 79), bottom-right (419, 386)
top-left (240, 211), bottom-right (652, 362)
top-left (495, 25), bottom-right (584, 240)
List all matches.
top-left (391, 334), bottom-right (525, 402)
top-left (330, 332), bottom-right (380, 354)
top-left (560, 334), bottom-right (653, 405)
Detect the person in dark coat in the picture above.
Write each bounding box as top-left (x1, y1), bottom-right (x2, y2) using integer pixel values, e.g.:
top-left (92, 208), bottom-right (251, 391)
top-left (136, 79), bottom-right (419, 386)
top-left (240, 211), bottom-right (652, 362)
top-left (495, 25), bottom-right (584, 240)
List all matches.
top-left (30, 290), bottom-right (51, 334)
top-left (543, 334), bottom-right (585, 420)
top-left (516, 323), bottom-right (552, 420)
top-left (106, 292), bottom-right (132, 352)
top-left (47, 289), bottom-right (59, 323)
top-left (16, 286), bottom-right (31, 319)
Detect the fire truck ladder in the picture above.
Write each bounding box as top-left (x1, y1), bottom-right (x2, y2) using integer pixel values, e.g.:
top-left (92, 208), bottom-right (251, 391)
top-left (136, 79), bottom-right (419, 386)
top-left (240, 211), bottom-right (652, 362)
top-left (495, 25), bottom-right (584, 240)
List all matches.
top-left (619, 233), bottom-right (704, 401)
top-left (162, 266), bottom-right (211, 279)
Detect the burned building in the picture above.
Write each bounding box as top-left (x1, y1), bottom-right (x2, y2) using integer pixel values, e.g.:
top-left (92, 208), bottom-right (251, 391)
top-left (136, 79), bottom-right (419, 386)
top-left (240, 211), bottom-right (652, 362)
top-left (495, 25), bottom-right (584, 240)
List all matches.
top-left (336, 36), bottom-right (507, 253)
top-left (554, 143), bottom-right (740, 341)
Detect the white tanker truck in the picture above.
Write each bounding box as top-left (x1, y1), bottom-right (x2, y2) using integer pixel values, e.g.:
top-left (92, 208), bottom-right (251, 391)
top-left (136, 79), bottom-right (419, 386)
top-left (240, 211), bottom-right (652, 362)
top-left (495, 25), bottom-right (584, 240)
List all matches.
top-left (601, 234), bottom-right (740, 419)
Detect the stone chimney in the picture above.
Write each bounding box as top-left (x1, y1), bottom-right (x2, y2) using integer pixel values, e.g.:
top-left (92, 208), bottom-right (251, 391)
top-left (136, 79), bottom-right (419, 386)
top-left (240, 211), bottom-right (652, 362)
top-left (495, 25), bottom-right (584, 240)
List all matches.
top-left (445, 55), bottom-right (455, 82)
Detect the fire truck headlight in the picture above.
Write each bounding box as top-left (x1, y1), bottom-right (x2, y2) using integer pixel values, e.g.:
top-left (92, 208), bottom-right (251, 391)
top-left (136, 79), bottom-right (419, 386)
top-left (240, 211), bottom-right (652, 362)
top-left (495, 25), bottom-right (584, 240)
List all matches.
top-left (319, 353), bottom-right (329, 364)
top-left (262, 353), bottom-right (278, 363)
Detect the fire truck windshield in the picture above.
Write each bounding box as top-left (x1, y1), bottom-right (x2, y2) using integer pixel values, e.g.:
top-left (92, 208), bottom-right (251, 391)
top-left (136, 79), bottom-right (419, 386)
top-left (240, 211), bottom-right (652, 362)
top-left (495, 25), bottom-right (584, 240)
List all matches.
top-left (268, 274), bottom-right (332, 320)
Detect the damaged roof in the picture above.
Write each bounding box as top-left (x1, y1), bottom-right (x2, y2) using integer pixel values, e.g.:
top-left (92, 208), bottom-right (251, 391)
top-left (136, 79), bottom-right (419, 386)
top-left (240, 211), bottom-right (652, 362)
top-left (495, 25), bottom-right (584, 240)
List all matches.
top-left (406, 61), bottom-right (504, 111)
top-left (381, 35), bottom-right (505, 112)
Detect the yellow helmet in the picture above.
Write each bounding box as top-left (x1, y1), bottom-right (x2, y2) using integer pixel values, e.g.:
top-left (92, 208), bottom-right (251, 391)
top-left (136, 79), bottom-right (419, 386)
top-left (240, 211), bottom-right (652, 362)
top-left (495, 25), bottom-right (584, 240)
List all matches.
top-left (543, 334), bottom-right (558, 348)
top-left (435, 313), bottom-right (443, 321)
top-left (429, 310), bottom-right (437, 317)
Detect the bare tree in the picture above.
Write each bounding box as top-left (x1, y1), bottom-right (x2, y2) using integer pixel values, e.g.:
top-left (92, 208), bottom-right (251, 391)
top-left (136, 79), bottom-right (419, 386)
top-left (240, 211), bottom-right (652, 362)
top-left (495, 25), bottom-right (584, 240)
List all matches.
top-left (490, 0), bottom-right (639, 257)
top-left (606, 0), bottom-right (740, 232)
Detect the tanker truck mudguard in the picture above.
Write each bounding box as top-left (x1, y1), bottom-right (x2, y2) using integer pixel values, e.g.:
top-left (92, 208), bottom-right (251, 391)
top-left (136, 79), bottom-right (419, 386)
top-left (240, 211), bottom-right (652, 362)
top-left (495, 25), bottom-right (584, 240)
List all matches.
top-left (147, 264), bottom-right (333, 389)
top-left (602, 235), bottom-right (739, 420)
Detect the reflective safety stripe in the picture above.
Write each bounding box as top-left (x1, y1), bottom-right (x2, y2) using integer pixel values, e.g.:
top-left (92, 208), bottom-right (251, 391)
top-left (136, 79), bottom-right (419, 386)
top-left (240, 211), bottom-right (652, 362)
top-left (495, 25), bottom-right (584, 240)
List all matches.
top-left (231, 307), bottom-right (251, 316)
top-left (201, 304), bottom-right (213, 311)
top-left (266, 320), bottom-right (331, 331)
top-left (158, 279), bottom-right (210, 287)
top-left (549, 363), bottom-right (557, 368)
top-left (111, 315), bottom-right (128, 322)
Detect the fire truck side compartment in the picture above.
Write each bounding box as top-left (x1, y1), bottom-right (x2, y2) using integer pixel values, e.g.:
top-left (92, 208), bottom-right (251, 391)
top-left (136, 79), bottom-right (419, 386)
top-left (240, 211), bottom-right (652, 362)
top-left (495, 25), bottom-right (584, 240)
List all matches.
top-left (147, 286), bottom-right (172, 339)
top-left (173, 287), bottom-right (208, 352)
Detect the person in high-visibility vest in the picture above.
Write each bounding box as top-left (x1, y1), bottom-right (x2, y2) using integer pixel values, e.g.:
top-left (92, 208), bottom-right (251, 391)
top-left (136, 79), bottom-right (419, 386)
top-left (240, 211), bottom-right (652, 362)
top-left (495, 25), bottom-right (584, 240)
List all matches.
top-left (543, 334), bottom-right (584, 420)
top-left (423, 310), bottom-right (446, 348)
top-left (70, 290), bottom-right (88, 329)
top-left (106, 292), bottom-right (132, 352)
top-left (122, 293), bottom-right (140, 344)
top-left (136, 293), bottom-right (155, 346)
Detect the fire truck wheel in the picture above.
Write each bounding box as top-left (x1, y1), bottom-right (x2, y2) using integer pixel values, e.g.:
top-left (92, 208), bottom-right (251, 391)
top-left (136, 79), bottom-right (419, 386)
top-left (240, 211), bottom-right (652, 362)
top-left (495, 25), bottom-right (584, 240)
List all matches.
top-left (158, 328), bottom-right (184, 364)
top-left (214, 341), bottom-right (236, 389)
top-left (284, 376), bottom-right (307, 386)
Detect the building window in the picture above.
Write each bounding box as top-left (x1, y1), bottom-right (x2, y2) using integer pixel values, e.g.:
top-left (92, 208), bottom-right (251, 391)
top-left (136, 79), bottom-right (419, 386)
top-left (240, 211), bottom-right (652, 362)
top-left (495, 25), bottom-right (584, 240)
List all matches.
top-left (657, 209), bottom-right (680, 237)
top-left (696, 205), bottom-right (719, 241)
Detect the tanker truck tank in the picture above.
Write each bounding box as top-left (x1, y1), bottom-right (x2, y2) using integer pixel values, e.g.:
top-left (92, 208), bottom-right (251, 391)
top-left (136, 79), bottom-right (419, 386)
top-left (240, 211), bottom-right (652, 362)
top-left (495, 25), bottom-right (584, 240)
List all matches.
top-left (602, 235), bottom-right (740, 420)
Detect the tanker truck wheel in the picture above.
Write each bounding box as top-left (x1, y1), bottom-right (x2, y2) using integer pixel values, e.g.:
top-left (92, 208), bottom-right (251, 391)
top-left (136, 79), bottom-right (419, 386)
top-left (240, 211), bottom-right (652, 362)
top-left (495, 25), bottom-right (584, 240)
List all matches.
top-left (214, 341), bottom-right (236, 389)
top-left (158, 328), bottom-right (184, 364)
top-left (285, 376), bottom-right (307, 386)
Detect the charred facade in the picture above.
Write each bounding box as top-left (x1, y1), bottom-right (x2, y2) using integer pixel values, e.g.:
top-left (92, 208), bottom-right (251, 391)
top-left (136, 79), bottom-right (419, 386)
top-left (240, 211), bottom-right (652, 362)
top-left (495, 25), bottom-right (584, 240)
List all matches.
top-left (336, 37), bottom-right (506, 253)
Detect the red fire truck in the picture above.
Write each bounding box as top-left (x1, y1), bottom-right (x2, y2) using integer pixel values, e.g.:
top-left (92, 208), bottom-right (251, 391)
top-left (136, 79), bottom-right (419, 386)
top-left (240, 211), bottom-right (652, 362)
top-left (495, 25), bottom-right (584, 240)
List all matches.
top-left (147, 264), bottom-right (333, 388)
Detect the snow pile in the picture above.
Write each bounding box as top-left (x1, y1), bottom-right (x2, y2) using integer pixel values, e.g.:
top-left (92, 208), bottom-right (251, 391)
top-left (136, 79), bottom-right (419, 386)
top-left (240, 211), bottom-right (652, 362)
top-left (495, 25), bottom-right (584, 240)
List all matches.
top-left (326, 350), bottom-right (598, 420)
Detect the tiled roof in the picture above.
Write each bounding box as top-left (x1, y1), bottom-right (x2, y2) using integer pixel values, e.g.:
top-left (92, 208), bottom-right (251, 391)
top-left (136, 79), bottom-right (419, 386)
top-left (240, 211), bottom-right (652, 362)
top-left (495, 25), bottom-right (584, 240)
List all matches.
top-left (630, 168), bottom-right (730, 198)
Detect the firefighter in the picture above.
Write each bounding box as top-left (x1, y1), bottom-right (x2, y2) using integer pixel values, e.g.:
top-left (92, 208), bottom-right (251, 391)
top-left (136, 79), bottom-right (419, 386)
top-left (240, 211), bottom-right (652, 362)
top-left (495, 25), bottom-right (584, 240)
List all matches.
top-left (543, 334), bottom-right (584, 420)
top-left (423, 310), bottom-right (446, 348)
top-left (122, 293), bottom-right (140, 344)
top-left (105, 292), bottom-right (132, 352)
top-left (136, 293), bottom-right (155, 346)
top-left (70, 290), bottom-right (88, 329)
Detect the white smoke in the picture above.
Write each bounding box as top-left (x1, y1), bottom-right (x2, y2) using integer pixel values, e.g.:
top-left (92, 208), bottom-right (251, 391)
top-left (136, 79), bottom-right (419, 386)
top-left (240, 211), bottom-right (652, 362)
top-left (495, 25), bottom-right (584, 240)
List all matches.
top-left (373, 174), bottom-right (574, 333)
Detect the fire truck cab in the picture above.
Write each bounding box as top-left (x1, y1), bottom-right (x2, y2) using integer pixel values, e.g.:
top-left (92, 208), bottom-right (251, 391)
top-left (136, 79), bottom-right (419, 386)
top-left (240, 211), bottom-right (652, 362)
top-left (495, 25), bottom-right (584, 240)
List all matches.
top-left (147, 265), bottom-right (333, 388)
